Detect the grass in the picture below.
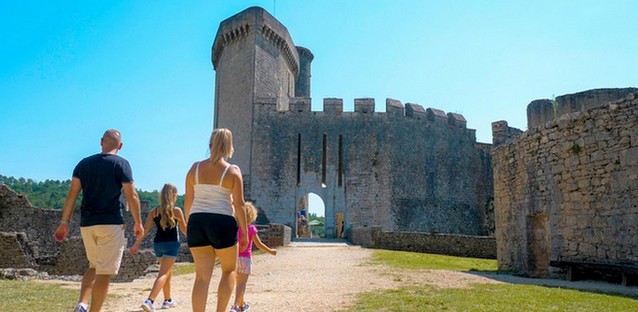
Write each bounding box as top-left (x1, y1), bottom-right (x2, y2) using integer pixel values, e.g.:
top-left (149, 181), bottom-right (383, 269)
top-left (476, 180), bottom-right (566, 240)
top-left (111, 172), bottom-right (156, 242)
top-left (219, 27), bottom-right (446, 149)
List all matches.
top-left (343, 284), bottom-right (638, 312)
top-left (172, 262), bottom-right (196, 275)
top-left (0, 279), bottom-right (78, 311)
top-left (369, 249), bottom-right (498, 271)
top-left (342, 250), bottom-right (638, 312)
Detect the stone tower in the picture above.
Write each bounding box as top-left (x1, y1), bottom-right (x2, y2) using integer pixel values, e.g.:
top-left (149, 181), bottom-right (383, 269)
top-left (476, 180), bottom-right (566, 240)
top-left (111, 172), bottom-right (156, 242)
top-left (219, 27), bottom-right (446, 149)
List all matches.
top-left (212, 6), bottom-right (311, 173)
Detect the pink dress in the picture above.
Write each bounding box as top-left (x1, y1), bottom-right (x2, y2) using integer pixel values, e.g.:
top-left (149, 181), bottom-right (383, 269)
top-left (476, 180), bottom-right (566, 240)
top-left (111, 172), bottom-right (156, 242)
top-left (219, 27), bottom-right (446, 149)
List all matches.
top-left (238, 225), bottom-right (258, 258)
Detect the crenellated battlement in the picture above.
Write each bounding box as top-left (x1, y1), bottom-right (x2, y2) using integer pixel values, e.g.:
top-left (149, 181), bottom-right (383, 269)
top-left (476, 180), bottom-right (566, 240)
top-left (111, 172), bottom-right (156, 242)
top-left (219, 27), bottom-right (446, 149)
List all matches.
top-left (260, 25), bottom-right (299, 76)
top-left (211, 23), bottom-right (250, 68)
top-left (211, 6), bottom-right (299, 76)
top-left (256, 97), bottom-right (470, 129)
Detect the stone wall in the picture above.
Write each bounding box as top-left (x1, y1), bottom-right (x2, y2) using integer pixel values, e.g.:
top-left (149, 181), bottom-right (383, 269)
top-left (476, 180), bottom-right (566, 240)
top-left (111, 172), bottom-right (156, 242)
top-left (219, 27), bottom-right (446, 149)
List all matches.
top-left (249, 97), bottom-right (494, 238)
top-left (0, 232), bottom-right (36, 268)
top-left (493, 90), bottom-right (638, 277)
top-left (350, 226), bottom-right (496, 259)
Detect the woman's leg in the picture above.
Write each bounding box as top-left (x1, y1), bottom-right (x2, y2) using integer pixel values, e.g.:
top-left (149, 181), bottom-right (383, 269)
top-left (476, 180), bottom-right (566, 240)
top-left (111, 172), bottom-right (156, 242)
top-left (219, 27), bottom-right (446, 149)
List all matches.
top-left (190, 246), bottom-right (216, 312)
top-left (234, 272), bottom-right (249, 308)
top-left (148, 257), bottom-right (176, 301)
top-left (214, 245), bottom-right (238, 312)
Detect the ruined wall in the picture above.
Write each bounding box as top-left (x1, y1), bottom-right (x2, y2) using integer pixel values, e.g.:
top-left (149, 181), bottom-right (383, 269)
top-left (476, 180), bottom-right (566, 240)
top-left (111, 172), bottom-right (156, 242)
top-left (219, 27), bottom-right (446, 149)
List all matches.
top-left (350, 227), bottom-right (496, 259)
top-left (249, 97), bottom-right (493, 237)
top-left (493, 91), bottom-right (638, 277)
top-left (0, 232), bottom-right (36, 268)
top-left (0, 184), bottom-right (169, 281)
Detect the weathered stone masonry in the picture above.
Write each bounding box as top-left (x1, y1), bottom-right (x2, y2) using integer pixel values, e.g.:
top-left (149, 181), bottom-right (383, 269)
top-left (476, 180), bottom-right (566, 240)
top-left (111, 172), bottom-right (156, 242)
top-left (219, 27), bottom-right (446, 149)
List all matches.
top-left (493, 89), bottom-right (638, 278)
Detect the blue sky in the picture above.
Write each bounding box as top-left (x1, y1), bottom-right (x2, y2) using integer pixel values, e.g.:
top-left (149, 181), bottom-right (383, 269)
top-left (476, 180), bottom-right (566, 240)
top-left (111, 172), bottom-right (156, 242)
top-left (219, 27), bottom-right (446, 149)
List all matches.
top-left (1, 1), bottom-right (637, 214)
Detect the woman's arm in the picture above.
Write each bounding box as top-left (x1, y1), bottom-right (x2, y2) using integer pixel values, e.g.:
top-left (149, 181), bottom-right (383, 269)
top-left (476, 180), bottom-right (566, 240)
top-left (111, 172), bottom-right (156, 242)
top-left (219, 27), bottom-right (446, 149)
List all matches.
top-left (230, 165), bottom-right (248, 252)
top-left (183, 163), bottom-right (196, 224)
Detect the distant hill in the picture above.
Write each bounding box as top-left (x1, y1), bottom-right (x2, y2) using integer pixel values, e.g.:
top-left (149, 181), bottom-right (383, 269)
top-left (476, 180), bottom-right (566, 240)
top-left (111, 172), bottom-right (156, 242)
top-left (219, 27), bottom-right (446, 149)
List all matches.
top-left (0, 174), bottom-right (184, 209)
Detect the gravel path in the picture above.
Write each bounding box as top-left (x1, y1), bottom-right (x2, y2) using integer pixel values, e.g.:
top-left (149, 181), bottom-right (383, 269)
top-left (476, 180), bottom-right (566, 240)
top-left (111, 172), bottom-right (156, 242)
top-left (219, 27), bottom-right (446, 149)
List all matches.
top-left (46, 241), bottom-right (638, 311)
top-left (104, 241), bottom-right (399, 312)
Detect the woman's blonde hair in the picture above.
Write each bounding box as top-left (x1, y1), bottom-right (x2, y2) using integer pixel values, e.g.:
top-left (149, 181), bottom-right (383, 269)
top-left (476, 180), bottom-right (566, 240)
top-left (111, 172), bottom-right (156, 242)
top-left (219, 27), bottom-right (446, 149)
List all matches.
top-left (209, 128), bottom-right (234, 164)
top-left (244, 202), bottom-right (258, 224)
top-left (158, 183), bottom-right (178, 230)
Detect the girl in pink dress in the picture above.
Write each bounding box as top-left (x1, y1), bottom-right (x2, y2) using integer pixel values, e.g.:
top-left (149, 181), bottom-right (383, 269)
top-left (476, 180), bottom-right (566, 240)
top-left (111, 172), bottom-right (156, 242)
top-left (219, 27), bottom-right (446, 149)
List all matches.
top-left (231, 202), bottom-right (277, 312)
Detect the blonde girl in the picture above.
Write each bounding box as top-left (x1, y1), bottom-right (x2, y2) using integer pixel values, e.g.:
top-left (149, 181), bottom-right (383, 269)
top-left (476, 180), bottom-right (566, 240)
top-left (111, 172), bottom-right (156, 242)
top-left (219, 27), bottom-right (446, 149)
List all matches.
top-left (131, 183), bottom-right (187, 311)
top-left (231, 202), bottom-right (277, 312)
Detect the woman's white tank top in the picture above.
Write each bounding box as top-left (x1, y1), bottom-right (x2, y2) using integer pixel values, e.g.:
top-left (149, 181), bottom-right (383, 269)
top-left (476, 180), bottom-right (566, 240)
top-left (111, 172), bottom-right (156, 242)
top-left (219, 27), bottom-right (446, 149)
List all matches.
top-left (189, 162), bottom-right (234, 217)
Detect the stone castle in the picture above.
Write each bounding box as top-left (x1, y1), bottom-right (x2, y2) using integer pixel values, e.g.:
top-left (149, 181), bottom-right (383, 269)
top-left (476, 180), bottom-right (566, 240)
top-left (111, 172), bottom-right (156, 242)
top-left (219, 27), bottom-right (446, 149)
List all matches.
top-left (0, 6), bottom-right (636, 285)
top-left (212, 6), bottom-right (494, 238)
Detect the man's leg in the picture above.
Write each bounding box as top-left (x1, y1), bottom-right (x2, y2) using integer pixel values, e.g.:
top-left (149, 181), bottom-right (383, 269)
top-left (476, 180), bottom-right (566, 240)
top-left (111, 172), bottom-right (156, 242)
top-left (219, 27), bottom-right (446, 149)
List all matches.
top-left (79, 226), bottom-right (98, 308)
top-left (88, 274), bottom-right (111, 312)
top-left (90, 224), bottom-right (125, 312)
top-left (78, 267), bottom-right (96, 305)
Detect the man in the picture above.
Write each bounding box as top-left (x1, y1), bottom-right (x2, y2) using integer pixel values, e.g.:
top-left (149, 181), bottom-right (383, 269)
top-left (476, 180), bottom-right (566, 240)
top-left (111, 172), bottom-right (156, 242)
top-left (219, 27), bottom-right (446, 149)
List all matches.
top-left (54, 129), bottom-right (144, 312)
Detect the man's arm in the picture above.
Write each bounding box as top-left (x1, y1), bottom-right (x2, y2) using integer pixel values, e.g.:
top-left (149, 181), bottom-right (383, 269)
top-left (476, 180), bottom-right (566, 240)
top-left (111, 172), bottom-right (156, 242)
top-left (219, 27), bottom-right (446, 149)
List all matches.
top-left (130, 208), bottom-right (155, 255)
top-left (54, 177), bottom-right (82, 242)
top-left (122, 182), bottom-right (144, 239)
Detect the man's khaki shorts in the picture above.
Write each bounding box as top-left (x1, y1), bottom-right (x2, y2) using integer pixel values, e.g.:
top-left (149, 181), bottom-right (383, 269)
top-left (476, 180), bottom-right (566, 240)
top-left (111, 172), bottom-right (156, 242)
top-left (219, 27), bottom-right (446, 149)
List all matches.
top-left (80, 224), bottom-right (126, 275)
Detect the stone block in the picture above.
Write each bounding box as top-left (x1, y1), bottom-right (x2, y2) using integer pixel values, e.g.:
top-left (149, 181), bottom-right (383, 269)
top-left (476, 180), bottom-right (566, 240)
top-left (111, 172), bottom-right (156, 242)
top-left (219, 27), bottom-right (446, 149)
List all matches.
top-left (426, 107), bottom-right (447, 124)
top-left (323, 98), bottom-right (343, 113)
top-left (289, 97), bottom-right (311, 112)
top-left (354, 98), bottom-right (375, 114)
top-left (385, 98), bottom-right (404, 116)
top-left (447, 112), bottom-right (466, 128)
top-left (405, 103), bottom-right (426, 119)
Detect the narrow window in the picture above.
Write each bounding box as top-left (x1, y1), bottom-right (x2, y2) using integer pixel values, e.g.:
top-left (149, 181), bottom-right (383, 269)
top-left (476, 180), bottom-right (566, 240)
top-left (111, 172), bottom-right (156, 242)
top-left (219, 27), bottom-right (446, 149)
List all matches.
top-left (338, 135), bottom-right (343, 187)
top-left (296, 133), bottom-right (301, 185)
top-left (322, 133), bottom-right (327, 186)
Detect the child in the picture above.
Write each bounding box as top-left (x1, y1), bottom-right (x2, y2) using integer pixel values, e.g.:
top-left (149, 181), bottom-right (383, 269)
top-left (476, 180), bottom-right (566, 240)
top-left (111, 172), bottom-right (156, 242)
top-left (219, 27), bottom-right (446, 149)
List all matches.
top-left (231, 202), bottom-right (277, 312)
top-left (130, 183), bottom-right (187, 312)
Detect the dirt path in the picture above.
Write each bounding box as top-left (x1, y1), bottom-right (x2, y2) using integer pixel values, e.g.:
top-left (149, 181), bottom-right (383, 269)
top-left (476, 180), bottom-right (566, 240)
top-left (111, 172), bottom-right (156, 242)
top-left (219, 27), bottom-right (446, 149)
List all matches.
top-left (47, 241), bottom-right (638, 311)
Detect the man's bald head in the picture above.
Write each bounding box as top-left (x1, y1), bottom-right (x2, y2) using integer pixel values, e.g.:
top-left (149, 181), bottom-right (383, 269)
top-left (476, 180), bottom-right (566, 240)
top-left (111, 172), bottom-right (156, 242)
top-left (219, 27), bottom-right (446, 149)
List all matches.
top-left (101, 129), bottom-right (123, 154)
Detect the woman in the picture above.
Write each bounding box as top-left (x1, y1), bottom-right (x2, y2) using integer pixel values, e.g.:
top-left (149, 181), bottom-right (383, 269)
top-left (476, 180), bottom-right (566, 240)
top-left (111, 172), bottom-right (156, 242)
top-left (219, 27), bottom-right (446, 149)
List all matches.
top-left (130, 183), bottom-right (187, 312)
top-left (184, 128), bottom-right (248, 312)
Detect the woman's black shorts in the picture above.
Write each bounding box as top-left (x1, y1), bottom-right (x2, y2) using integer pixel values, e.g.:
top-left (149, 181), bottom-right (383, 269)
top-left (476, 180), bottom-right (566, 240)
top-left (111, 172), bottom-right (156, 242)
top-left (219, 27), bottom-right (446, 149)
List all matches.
top-left (187, 213), bottom-right (238, 249)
